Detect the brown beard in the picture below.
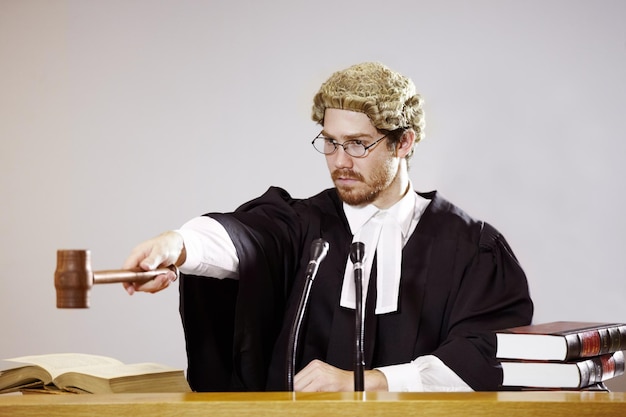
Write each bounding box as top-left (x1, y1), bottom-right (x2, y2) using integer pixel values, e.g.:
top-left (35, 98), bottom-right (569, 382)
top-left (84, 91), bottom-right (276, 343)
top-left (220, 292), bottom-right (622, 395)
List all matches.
top-left (331, 160), bottom-right (396, 206)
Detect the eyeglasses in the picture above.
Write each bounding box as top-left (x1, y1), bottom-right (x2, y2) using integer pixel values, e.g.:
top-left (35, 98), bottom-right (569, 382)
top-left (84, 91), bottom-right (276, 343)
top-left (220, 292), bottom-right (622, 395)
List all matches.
top-left (311, 132), bottom-right (389, 158)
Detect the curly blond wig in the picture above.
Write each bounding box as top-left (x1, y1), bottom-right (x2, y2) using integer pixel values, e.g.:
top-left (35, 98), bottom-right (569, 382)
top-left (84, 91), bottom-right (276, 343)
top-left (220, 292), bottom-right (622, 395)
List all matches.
top-left (312, 62), bottom-right (425, 145)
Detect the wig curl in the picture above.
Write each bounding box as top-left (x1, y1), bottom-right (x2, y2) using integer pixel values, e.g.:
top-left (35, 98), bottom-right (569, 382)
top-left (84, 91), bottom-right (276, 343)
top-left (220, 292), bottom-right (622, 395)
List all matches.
top-left (312, 62), bottom-right (425, 144)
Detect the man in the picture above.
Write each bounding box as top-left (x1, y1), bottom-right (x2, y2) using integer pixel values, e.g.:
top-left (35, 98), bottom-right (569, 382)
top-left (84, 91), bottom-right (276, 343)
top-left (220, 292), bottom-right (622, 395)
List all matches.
top-left (123, 62), bottom-right (533, 392)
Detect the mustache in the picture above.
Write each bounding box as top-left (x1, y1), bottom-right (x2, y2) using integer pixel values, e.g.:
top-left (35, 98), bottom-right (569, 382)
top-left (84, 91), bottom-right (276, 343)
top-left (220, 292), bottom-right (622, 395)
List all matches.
top-left (331, 169), bottom-right (364, 182)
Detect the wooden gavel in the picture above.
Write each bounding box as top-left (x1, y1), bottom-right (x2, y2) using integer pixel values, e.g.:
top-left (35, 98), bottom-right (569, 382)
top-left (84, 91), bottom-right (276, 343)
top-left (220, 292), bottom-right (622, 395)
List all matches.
top-left (54, 249), bottom-right (178, 308)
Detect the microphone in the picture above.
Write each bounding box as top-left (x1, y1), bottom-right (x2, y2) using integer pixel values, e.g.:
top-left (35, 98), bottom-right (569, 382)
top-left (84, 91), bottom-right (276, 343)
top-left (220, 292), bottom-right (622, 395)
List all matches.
top-left (350, 242), bottom-right (365, 392)
top-left (304, 238), bottom-right (330, 280)
top-left (286, 238), bottom-right (330, 391)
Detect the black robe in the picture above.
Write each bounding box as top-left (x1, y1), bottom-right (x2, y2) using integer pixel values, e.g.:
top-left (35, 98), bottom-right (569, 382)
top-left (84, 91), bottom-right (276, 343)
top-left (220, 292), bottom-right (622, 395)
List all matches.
top-left (179, 186), bottom-right (533, 392)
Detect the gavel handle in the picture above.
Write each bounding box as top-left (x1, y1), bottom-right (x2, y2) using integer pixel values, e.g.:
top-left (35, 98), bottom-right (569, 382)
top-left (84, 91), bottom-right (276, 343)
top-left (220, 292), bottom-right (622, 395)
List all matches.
top-left (93, 265), bottom-right (179, 284)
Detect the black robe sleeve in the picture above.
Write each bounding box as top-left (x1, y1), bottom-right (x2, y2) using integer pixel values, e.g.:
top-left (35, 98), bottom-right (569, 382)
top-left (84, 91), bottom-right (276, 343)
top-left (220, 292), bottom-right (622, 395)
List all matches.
top-left (180, 186), bottom-right (320, 391)
top-left (431, 221), bottom-right (533, 390)
top-left (179, 274), bottom-right (238, 391)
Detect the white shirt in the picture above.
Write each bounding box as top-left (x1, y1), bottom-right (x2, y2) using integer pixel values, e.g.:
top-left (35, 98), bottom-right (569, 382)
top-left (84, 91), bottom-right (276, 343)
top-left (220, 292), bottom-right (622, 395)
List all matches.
top-left (176, 190), bottom-right (472, 392)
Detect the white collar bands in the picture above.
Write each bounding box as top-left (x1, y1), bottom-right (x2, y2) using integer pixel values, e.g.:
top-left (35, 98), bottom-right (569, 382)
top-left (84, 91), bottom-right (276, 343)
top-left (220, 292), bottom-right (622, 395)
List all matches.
top-left (340, 185), bottom-right (430, 314)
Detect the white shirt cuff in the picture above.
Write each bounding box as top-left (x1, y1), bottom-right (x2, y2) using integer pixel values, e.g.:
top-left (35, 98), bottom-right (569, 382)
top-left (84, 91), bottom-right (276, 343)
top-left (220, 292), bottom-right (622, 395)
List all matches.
top-left (175, 216), bottom-right (239, 279)
top-left (376, 355), bottom-right (473, 392)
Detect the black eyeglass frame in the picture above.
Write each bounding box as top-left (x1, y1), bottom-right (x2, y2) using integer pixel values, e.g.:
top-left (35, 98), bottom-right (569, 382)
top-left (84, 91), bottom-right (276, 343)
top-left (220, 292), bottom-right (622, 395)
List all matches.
top-left (311, 132), bottom-right (390, 158)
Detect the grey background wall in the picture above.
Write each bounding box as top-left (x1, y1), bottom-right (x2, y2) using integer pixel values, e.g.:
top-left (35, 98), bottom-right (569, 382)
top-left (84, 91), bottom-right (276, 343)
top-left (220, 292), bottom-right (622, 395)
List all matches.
top-left (1, 0), bottom-right (625, 390)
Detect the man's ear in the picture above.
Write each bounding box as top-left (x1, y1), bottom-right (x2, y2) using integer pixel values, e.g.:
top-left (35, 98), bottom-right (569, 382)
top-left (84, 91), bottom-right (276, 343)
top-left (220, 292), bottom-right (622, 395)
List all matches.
top-left (396, 130), bottom-right (415, 158)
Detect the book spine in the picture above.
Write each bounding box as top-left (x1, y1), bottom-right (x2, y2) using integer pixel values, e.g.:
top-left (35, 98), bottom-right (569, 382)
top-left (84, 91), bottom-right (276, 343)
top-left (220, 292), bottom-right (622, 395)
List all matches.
top-left (617, 325), bottom-right (626, 351)
top-left (565, 334), bottom-right (582, 360)
top-left (605, 327), bottom-right (621, 354)
top-left (577, 351), bottom-right (624, 388)
top-left (580, 330), bottom-right (602, 357)
top-left (577, 358), bottom-right (592, 388)
top-left (616, 350), bottom-right (626, 375)
top-left (567, 325), bottom-right (626, 360)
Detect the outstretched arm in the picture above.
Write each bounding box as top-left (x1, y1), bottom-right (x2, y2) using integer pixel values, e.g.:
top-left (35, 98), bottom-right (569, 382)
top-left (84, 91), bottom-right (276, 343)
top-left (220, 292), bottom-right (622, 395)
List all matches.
top-left (122, 215), bottom-right (240, 294)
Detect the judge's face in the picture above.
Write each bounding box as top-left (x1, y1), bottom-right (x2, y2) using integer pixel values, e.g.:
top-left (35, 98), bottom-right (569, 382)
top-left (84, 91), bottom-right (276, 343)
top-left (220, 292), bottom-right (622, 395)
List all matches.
top-left (321, 108), bottom-right (404, 208)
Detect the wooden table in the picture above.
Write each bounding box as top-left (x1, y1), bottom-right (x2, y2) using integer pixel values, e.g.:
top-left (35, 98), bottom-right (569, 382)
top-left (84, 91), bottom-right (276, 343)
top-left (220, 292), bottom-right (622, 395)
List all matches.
top-left (1, 391), bottom-right (625, 417)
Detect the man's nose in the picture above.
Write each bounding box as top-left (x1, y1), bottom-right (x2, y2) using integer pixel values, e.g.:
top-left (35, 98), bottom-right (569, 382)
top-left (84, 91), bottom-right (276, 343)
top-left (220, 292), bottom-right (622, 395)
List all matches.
top-left (329, 146), bottom-right (354, 168)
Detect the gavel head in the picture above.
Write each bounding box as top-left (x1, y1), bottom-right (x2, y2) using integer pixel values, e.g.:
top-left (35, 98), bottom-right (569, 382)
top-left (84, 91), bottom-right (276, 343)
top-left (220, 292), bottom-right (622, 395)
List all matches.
top-left (54, 249), bottom-right (93, 308)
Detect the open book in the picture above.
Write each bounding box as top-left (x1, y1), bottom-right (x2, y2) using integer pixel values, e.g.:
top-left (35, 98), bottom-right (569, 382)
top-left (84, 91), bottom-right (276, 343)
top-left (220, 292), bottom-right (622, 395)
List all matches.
top-left (0, 353), bottom-right (191, 394)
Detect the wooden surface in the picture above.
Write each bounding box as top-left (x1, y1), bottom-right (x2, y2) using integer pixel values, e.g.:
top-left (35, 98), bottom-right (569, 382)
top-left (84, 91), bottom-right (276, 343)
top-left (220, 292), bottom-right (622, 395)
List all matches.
top-left (1, 391), bottom-right (625, 417)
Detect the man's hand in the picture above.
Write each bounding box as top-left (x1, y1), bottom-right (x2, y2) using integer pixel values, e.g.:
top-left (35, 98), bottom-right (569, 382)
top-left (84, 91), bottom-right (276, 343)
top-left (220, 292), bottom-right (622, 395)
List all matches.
top-left (122, 231), bottom-right (186, 295)
top-left (293, 359), bottom-right (389, 392)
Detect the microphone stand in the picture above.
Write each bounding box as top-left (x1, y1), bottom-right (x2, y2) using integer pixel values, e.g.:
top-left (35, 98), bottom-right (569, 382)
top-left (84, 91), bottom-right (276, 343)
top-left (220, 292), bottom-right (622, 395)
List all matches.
top-left (286, 238), bottom-right (329, 391)
top-left (350, 242), bottom-right (365, 392)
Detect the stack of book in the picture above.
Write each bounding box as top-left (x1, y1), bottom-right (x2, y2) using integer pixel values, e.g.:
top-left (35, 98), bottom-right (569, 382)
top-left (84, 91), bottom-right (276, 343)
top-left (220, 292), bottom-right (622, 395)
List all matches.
top-left (496, 321), bottom-right (626, 390)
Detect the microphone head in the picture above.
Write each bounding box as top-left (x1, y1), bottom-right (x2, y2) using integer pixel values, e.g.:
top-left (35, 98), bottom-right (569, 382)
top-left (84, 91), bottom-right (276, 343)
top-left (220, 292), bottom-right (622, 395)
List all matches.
top-left (310, 238), bottom-right (330, 262)
top-left (350, 241), bottom-right (365, 263)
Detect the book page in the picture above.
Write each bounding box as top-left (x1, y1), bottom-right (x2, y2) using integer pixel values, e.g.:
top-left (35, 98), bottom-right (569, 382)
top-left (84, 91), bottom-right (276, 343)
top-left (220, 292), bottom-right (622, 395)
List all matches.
top-left (6, 353), bottom-right (124, 380)
top-left (63, 362), bottom-right (179, 379)
top-left (0, 360), bottom-right (25, 373)
top-left (52, 363), bottom-right (187, 394)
